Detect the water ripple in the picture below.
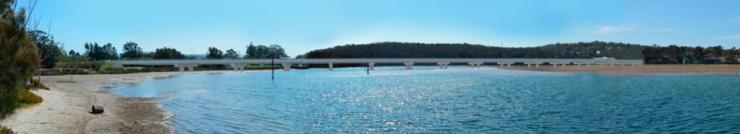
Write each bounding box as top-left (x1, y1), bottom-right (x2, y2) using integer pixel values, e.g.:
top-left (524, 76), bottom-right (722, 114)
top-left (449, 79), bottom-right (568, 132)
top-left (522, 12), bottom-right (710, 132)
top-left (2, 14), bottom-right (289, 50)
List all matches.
top-left (109, 67), bottom-right (740, 133)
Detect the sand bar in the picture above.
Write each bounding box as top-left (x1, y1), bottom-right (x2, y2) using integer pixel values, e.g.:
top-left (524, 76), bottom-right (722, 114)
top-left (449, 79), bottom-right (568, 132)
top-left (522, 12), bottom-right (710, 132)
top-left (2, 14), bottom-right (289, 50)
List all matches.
top-left (0, 71), bottom-right (195, 134)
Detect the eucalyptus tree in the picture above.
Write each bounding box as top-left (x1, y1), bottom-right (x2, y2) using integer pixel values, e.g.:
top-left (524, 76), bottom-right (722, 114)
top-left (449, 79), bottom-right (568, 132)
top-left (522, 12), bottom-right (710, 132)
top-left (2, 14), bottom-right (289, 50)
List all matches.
top-left (121, 42), bottom-right (144, 59)
top-left (224, 49), bottom-right (239, 59)
top-left (206, 47), bottom-right (224, 59)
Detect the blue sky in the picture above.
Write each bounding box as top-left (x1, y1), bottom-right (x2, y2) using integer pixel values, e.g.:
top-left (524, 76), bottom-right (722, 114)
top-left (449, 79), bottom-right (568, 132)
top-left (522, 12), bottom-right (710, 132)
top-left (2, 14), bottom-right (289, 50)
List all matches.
top-left (18, 0), bottom-right (740, 56)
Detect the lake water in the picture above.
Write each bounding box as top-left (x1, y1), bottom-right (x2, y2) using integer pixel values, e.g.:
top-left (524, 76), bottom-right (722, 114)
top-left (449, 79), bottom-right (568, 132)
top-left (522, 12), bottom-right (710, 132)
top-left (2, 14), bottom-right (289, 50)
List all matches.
top-left (111, 67), bottom-right (740, 133)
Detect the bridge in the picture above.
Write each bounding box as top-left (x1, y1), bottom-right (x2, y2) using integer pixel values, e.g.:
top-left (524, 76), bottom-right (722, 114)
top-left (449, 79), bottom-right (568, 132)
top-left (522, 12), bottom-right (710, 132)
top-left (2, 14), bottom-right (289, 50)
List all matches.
top-left (112, 58), bottom-right (643, 71)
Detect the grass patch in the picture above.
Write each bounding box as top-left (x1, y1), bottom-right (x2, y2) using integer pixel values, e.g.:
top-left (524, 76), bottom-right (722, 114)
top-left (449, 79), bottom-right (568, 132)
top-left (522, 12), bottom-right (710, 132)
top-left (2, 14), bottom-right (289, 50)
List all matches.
top-left (123, 67), bottom-right (145, 73)
top-left (98, 61), bottom-right (114, 73)
top-left (0, 125), bottom-right (13, 134)
top-left (18, 89), bottom-right (42, 106)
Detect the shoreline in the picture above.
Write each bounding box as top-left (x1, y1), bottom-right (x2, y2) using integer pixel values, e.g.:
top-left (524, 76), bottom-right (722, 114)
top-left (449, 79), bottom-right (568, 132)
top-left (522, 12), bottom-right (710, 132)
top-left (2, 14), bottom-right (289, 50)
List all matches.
top-left (506, 64), bottom-right (740, 73)
top-left (0, 71), bottom-right (232, 134)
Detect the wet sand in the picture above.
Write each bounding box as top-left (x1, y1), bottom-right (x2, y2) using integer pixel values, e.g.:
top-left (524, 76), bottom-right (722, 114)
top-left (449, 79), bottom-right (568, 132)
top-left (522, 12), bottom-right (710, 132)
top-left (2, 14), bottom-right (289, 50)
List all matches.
top-left (0, 72), bottom-right (194, 134)
top-left (508, 64), bottom-right (740, 73)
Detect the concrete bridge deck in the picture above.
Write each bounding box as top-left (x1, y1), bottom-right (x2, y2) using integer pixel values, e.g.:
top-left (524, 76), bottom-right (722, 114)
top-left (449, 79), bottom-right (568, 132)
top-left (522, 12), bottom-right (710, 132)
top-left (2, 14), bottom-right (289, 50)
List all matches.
top-left (112, 58), bottom-right (643, 71)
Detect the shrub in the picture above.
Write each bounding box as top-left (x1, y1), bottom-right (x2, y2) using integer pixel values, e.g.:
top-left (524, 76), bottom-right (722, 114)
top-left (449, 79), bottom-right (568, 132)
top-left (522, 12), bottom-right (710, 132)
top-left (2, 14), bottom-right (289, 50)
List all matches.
top-left (98, 61), bottom-right (114, 72)
top-left (123, 67), bottom-right (145, 73)
top-left (18, 90), bottom-right (42, 105)
top-left (0, 125), bottom-right (13, 134)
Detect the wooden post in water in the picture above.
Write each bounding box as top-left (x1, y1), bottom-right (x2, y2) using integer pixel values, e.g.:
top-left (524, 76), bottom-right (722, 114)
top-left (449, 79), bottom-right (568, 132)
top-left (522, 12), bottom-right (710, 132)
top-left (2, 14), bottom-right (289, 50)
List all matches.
top-left (271, 57), bottom-right (275, 80)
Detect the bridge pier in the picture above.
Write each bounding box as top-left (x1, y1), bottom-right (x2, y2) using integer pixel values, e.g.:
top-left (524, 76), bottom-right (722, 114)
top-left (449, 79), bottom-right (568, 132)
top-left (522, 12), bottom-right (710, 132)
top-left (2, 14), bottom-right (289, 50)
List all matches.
top-left (368, 62), bottom-right (375, 70)
top-left (437, 62), bottom-right (450, 69)
top-left (468, 62), bottom-right (482, 68)
top-left (329, 62), bottom-right (334, 71)
top-left (497, 62), bottom-right (512, 68)
top-left (404, 62), bottom-right (414, 70)
top-left (230, 64), bottom-right (246, 71)
top-left (551, 62), bottom-right (566, 68)
top-left (525, 62), bottom-right (541, 68)
top-left (175, 64), bottom-right (197, 71)
top-left (282, 63), bottom-right (291, 71)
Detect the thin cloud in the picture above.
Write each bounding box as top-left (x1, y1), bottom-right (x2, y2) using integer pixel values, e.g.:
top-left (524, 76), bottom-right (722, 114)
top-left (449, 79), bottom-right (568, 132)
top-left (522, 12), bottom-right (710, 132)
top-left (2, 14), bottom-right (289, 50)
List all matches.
top-left (594, 25), bottom-right (633, 34)
top-left (594, 25), bottom-right (674, 34)
top-left (642, 28), bottom-right (674, 33)
top-left (716, 34), bottom-right (740, 40)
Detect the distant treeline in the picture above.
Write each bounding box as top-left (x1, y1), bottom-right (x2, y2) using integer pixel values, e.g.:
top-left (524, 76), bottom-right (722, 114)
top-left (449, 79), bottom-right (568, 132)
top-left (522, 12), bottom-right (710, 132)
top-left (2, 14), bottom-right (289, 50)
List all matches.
top-left (643, 45), bottom-right (740, 64)
top-left (302, 41), bottom-right (646, 59)
top-left (35, 40), bottom-right (290, 70)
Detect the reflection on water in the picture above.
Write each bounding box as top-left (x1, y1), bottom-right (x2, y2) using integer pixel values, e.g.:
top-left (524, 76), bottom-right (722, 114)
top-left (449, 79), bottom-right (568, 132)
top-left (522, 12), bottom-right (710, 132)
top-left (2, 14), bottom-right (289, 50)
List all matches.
top-left (111, 66), bottom-right (740, 133)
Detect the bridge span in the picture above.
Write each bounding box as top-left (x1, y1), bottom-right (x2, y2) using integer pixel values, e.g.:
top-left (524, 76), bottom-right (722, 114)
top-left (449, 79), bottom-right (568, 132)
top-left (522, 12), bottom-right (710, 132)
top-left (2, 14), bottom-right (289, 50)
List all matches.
top-left (112, 58), bottom-right (643, 71)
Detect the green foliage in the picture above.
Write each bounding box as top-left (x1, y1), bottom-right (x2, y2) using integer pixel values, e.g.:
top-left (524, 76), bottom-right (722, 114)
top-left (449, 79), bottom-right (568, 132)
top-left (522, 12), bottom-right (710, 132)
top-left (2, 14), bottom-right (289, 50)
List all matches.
top-left (123, 67), bottom-right (145, 73)
top-left (244, 43), bottom-right (288, 59)
top-left (304, 41), bottom-right (645, 59)
top-left (84, 42), bottom-right (118, 61)
top-left (0, 125), bottom-right (13, 134)
top-left (57, 50), bottom-right (102, 74)
top-left (121, 42), bottom-right (144, 59)
top-left (224, 49), bottom-right (239, 59)
top-left (0, 0), bottom-right (40, 119)
top-left (153, 47), bottom-right (185, 59)
top-left (206, 47), bottom-right (224, 59)
top-left (18, 89), bottom-right (42, 105)
top-left (97, 61), bottom-right (114, 72)
top-left (28, 30), bottom-right (63, 68)
top-left (643, 45), bottom-right (740, 64)
top-left (246, 43), bottom-right (256, 58)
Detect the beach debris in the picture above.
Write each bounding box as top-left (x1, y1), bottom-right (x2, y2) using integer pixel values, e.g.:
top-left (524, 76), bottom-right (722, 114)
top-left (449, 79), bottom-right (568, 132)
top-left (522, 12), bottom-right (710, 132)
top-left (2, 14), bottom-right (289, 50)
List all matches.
top-left (91, 105), bottom-right (104, 114)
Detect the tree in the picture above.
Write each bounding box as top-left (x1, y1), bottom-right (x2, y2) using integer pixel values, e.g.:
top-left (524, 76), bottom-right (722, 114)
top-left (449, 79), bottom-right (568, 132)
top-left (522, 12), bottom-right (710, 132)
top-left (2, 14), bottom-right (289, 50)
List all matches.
top-left (244, 43), bottom-right (289, 59)
top-left (206, 47), bottom-right (223, 59)
top-left (153, 47), bottom-right (185, 59)
top-left (84, 42), bottom-right (118, 61)
top-left (304, 41), bottom-right (645, 59)
top-left (266, 44), bottom-right (288, 58)
top-left (0, 0), bottom-right (40, 118)
top-left (255, 45), bottom-right (268, 58)
top-left (245, 42), bottom-right (256, 59)
top-left (28, 30), bottom-right (63, 68)
top-left (224, 49), bottom-right (239, 59)
top-left (121, 42), bottom-right (143, 59)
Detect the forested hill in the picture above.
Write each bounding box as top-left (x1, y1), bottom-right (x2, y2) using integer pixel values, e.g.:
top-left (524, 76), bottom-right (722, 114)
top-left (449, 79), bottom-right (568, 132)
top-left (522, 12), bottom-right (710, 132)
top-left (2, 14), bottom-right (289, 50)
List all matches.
top-left (303, 41), bottom-right (646, 59)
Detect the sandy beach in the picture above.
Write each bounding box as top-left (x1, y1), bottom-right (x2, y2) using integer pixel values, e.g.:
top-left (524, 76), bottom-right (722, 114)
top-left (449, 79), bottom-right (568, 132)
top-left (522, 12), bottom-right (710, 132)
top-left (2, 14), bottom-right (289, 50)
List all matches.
top-left (508, 64), bottom-right (740, 73)
top-left (0, 72), bottom-right (189, 134)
